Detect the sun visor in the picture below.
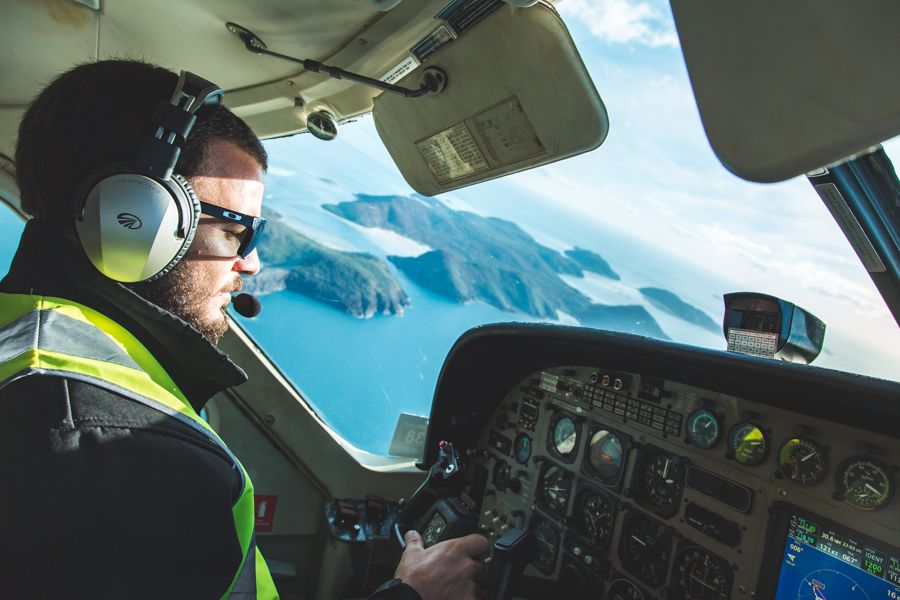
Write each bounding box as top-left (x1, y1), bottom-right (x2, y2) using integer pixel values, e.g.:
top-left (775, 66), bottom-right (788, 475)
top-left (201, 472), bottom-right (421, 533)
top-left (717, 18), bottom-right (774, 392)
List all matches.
top-left (372, 2), bottom-right (608, 196)
top-left (671, 1), bottom-right (900, 183)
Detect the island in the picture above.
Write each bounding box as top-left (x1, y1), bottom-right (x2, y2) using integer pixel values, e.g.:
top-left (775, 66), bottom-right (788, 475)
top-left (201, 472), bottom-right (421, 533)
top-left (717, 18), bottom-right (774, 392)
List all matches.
top-left (564, 247), bottom-right (620, 280)
top-left (325, 194), bottom-right (668, 338)
top-left (248, 208), bottom-right (411, 318)
top-left (639, 287), bottom-right (720, 333)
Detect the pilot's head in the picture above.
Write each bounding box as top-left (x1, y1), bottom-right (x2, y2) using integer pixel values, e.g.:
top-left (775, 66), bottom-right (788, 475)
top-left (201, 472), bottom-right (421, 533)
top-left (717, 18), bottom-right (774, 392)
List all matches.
top-left (16, 59), bottom-right (268, 343)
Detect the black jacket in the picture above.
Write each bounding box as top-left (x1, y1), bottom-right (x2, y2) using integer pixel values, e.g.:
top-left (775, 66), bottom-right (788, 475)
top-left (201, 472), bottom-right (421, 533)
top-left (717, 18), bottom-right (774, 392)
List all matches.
top-left (0, 221), bottom-right (423, 600)
top-left (0, 221), bottom-right (250, 599)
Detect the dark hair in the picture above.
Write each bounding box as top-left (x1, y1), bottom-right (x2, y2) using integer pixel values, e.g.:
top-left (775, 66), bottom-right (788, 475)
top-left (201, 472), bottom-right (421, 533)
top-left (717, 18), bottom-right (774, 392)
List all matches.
top-left (15, 59), bottom-right (268, 220)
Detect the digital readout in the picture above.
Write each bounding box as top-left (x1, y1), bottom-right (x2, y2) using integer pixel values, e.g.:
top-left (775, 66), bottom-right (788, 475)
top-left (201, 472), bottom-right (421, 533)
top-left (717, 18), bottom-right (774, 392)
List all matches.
top-left (777, 514), bottom-right (900, 595)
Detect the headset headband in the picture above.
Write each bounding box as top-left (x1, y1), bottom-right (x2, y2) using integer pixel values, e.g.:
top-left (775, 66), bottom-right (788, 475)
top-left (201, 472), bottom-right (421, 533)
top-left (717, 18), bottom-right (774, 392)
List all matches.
top-left (135, 71), bottom-right (224, 182)
top-left (73, 70), bottom-right (225, 283)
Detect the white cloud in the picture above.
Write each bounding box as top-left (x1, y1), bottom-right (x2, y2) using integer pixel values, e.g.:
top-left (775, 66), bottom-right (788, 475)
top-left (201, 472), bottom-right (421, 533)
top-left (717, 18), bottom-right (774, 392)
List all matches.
top-left (558, 0), bottom-right (678, 47)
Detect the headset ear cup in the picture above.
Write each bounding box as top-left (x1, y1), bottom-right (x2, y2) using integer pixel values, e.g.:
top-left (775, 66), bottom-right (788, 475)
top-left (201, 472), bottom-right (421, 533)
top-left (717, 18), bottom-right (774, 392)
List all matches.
top-left (144, 173), bottom-right (201, 281)
top-left (77, 171), bottom-right (190, 282)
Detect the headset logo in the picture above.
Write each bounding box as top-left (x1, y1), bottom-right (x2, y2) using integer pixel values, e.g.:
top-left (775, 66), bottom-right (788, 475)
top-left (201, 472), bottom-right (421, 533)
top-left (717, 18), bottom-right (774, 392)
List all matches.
top-left (117, 213), bottom-right (143, 230)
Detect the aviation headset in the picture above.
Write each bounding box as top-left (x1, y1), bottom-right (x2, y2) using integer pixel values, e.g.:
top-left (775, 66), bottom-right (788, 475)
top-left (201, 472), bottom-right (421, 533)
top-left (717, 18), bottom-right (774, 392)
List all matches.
top-left (74, 71), bottom-right (225, 283)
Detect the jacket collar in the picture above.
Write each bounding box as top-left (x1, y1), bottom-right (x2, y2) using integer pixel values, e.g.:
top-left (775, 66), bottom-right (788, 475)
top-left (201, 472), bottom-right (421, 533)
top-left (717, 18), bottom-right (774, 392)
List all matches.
top-left (0, 220), bottom-right (248, 411)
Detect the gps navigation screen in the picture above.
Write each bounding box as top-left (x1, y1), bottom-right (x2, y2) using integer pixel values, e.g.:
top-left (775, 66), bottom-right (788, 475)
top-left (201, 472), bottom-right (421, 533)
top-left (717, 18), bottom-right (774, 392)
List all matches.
top-left (775, 513), bottom-right (900, 599)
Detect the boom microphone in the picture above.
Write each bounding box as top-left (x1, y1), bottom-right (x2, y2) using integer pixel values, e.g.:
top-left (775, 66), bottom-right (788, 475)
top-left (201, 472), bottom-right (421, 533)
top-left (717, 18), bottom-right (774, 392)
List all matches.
top-left (232, 293), bottom-right (261, 318)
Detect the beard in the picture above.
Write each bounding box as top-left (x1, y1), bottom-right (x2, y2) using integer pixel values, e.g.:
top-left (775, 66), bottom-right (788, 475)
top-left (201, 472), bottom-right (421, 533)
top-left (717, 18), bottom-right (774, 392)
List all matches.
top-left (129, 259), bottom-right (235, 344)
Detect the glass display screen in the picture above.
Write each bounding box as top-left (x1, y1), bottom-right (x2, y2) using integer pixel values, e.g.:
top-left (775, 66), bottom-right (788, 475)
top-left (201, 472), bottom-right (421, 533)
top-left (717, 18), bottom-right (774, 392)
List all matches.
top-left (774, 513), bottom-right (900, 599)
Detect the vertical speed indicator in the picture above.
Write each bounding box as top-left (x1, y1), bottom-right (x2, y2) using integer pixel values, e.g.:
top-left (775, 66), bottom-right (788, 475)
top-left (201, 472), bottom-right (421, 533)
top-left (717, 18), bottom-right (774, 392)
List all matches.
top-left (837, 456), bottom-right (894, 510)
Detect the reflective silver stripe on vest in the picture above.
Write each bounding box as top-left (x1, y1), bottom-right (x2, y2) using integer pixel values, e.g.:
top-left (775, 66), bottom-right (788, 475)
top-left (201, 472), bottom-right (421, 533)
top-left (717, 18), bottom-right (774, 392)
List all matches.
top-left (228, 536), bottom-right (258, 598)
top-left (0, 309), bottom-right (141, 370)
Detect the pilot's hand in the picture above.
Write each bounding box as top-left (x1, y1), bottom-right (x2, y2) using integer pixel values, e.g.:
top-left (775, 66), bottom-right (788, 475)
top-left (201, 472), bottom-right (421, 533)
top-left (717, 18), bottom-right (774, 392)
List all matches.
top-left (394, 530), bottom-right (490, 600)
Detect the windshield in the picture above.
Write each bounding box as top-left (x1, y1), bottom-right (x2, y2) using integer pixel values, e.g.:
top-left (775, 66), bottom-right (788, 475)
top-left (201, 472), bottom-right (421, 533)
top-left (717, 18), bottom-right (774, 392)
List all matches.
top-left (233, 1), bottom-right (900, 457)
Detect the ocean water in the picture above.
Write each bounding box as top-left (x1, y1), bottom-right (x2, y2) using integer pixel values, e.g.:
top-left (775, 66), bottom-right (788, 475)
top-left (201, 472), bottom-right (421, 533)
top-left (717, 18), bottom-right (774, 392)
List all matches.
top-left (226, 118), bottom-right (897, 454)
top-left (245, 134), bottom-right (739, 455)
top-left (233, 274), bottom-right (545, 455)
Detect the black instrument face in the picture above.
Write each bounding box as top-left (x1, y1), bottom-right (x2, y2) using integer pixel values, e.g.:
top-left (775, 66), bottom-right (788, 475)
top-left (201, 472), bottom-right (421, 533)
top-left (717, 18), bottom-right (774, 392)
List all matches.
top-left (466, 363), bottom-right (900, 600)
top-left (607, 578), bottom-right (646, 600)
top-left (638, 450), bottom-right (686, 516)
top-left (727, 421), bottom-right (768, 466)
top-left (619, 513), bottom-right (672, 587)
top-left (778, 437), bottom-right (827, 486)
top-left (671, 547), bottom-right (732, 600)
top-left (837, 456), bottom-right (894, 511)
top-left (514, 432), bottom-right (533, 465)
top-left (586, 428), bottom-right (625, 486)
top-left (492, 459), bottom-right (511, 492)
top-left (686, 408), bottom-right (722, 449)
top-left (538, 464), bottom-right (574, 518)
top-left (532, 517), bottom-right (561, 575)
top-left (573, 487), bottom-right (615, 548)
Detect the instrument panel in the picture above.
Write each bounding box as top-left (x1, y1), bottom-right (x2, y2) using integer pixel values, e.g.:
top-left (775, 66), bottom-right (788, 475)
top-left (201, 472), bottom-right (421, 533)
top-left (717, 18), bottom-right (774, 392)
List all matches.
top-left (465, 365), bottom-right (900, 600)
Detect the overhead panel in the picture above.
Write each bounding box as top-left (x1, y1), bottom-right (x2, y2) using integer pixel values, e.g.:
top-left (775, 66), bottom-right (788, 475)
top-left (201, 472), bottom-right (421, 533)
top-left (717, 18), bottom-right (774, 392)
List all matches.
top-left (372, 1), bottom-right (608, 196)
top-left (671, 0), bottom-right (900, 183)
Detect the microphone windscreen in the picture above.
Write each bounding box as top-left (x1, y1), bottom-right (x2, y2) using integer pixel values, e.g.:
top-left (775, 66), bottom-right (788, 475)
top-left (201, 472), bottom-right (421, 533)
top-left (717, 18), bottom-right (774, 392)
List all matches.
top-left (232, 293), bottom-right (261, 318)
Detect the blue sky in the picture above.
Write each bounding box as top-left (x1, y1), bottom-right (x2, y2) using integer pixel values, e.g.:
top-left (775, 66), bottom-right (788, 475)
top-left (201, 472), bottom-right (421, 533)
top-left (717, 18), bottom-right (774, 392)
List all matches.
top-left (543, 0), bottom-right (900, 377)
top-left (264, 0), bottom-right (899, 381)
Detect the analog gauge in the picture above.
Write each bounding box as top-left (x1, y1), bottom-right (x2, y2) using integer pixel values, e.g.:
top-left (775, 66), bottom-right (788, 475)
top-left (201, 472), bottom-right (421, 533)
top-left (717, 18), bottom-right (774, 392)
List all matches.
top-left (618, 513), bottom-right (672, 587)
top-left (531, 518), bottom-right (560, 575)
top-left (586, 428), bottom-right (625, 486)
top-left (607, 578), bottom-right (646, 600)
top-left (728, 421), bottom-right (768, 466)
top-left (837, 456), bottom-right (894, 510)
top-left (686, 408), bottom-right (722, 449)
top-left (778, 437), bottom-right (827, 486)
top-left (492, 459), bottom-right (511, 492)
top-left (538, 464), bottom-right (574, 517)
top-left (513, 432), bottom-right (533, 465)
top-left (638, 451), bottom-right (686, 516)
top-left (573, 488), bottom-right (615, 547)
top-left (671, 547), bottom-right (732, 600)
top-left (549, 413), bottom-right (579, 460)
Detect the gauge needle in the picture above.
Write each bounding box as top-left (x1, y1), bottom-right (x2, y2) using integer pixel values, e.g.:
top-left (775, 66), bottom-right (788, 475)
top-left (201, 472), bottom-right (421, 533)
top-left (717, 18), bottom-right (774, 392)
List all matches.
top-left (691, 574), bottom-right (716, 590)
top-left (801, 452), bottom-right (817, 462)
top-left (865, 483), bottom-right (881, 495)
top-left (631, 535), bottom-right (646, 547)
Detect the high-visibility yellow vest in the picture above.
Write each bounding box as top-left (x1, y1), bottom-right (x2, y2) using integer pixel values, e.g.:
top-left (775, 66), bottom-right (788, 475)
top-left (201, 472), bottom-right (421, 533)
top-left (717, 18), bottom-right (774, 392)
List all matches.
top-left (0, 292), bottom-right (278, 599)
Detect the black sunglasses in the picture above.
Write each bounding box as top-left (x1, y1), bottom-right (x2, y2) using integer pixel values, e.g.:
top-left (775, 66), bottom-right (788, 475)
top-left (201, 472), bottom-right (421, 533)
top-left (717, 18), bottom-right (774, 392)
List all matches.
top-left (199, 201), bottom-right (267, 258)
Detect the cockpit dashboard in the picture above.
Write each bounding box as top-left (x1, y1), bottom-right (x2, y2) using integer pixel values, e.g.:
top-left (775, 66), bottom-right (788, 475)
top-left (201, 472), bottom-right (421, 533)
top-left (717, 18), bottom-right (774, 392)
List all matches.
top-left (417, 324), bottom-right (900, 600)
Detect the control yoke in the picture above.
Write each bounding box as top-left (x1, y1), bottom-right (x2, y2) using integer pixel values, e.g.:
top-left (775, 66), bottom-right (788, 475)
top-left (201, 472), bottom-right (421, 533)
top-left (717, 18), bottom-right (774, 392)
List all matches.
top-left (393, 441), bottom-right (536, 600)
top-left (393, 440), bottom-right (466, 549)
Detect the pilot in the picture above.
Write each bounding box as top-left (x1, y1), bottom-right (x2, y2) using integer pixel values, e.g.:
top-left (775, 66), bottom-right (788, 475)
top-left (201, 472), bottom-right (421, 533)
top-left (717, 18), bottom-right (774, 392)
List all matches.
top-left (0, 60), bottom-right (487, 599)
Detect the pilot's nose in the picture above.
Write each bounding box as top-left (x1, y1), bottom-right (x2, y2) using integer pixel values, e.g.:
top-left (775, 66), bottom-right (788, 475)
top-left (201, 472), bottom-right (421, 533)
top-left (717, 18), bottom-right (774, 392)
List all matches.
top-left (234, 249), bottom-right (261, 275)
